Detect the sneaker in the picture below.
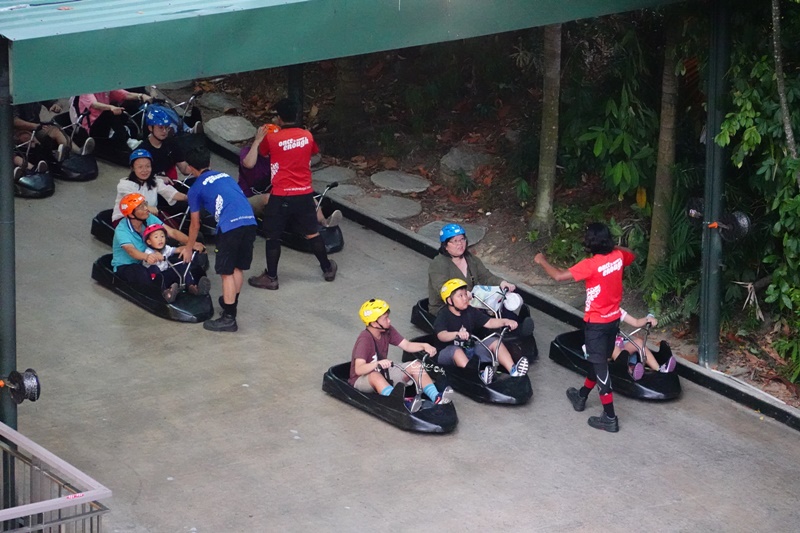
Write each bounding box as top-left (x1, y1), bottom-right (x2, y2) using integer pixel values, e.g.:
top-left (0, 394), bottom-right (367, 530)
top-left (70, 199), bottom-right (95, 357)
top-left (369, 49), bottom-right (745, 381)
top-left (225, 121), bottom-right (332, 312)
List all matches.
top-left (191, 121), bottom-right (204, 135)
top-left (323, 259), bottom-right (337, 282)
top-left (35, 160), bottom-right (48, 173)
top-left (659, 356), bottom-right (677, 373)
top-left (325, 209), bottom-right (343, 228)
top-left (203, 313), bottom-right (238, 332)
top-left (480, 366), bottom-right (494, 385)
top-left (434, 386), bottom-right (455, 405)
top-left (193, 276), bottom-right (211, 296)
top-left (162, 282), bottom-right (179, 303)
top-left (518, 316), bottom-right (534, 337)
top-left (13, 166), bottom-right (23, 182)
top-left (587, 412), bottom-right (619, 433)
top-left (56, 143), bottom-right (68, 162)
top-left (127, 138), bottom-right (142, 150)
top-left (404, 397), bottom-right (422, 413)
top-left (566, 387), bottom-right (586, 412)
top-left (510, 357), bottom-right (529, 377)
top-left (629, 361), bottom-right (645, 381)
top-left (248, 270), bottom-right (279, 290)
top-left (81, 137), bottom-right (95, 156)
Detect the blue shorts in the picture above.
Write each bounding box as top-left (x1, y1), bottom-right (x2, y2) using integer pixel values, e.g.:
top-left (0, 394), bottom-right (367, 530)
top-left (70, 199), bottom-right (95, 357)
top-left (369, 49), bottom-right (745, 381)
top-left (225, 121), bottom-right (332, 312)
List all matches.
top-left (438, 343), bottom-right (493, 366)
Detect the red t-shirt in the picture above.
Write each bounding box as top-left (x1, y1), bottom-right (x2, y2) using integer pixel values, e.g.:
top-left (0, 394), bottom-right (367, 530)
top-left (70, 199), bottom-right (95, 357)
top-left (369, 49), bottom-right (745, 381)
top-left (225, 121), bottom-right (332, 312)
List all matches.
top-left (568, 248), bottom-right (635, 323)
top-left (257, 127), bottom-right (319, 196)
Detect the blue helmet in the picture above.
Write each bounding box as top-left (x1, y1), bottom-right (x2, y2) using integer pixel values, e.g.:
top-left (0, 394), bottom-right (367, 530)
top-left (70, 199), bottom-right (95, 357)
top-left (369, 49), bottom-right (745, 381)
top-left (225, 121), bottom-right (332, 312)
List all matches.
top-left (439, 223), bottom-right (466, 243)
top-left (129, 148), bottom-right (153, 165)
top-left (145, 107), bottom-right (171, 127)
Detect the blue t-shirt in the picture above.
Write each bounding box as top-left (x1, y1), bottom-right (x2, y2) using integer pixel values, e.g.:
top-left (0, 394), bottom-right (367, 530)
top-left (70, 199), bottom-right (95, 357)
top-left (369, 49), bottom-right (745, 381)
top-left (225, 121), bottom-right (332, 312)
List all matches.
top-left (111, 214), bottom-right (162, 271)
top-left (187, 170), bottom-right (256, 234)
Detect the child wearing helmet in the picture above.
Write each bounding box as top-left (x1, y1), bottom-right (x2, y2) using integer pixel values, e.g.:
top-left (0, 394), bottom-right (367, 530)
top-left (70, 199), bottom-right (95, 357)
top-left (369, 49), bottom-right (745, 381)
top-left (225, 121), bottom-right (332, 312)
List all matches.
top-left (137, 106), bottom-right (191, 180)
top-left (142, 224), bottom-right (211, 302)
top-left (110, 149), bottom-right (187, 225)
top-left (427, 223), bottom-right (520, 318)
top-left (434, 278), bottom-right (528, 385)
top-left (350, 299), bottom-right (454, 406)
top-left (534, 222), bottom-right (636, 433)
top-left (112, 193), bottom-right (206, 291)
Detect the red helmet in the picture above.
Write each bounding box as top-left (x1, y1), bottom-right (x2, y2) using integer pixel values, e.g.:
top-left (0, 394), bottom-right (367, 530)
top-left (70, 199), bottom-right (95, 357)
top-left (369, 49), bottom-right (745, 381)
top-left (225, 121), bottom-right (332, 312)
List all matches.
top-left (119, 193), bottom-right (146, 217)
top-left (143, 224), bottom-right (166, 241)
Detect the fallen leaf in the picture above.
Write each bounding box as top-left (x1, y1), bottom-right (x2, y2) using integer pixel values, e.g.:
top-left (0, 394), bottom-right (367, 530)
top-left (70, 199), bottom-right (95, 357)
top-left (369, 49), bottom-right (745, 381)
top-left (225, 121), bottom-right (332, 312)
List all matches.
top-left (309, 105), bottom-right (319, 118)
top-left (366, 61), bottom-right (385, 79)
top-left (511, 235), bottom-right (517, 243)
top-left (380, 157), bottom-right (398, 170)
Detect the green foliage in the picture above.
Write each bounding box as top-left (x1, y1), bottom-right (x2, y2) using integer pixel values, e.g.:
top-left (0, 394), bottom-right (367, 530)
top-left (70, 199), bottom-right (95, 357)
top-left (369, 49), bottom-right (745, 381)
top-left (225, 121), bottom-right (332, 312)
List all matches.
top-left (453, 170), bottom-right (476, 195)
top-left (513, 177), bottom-right (533, 205)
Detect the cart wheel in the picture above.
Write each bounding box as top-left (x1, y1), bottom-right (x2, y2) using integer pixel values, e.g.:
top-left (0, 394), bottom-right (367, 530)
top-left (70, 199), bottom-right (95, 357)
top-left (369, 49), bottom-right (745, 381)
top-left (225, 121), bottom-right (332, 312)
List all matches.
top-left (7, 369), bottom-right (41, 404)
top-left (719, 211), bottom-right (751, 242)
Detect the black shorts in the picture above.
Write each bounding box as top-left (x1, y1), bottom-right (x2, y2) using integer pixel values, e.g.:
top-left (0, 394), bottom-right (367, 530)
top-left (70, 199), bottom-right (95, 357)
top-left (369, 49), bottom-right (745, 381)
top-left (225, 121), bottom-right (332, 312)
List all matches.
top-left (262, 193), bottom-right (318, 240)
top-left (583, 320), bottom-right (620, 364)
top-left (214, 225), bottom-right (257, 275)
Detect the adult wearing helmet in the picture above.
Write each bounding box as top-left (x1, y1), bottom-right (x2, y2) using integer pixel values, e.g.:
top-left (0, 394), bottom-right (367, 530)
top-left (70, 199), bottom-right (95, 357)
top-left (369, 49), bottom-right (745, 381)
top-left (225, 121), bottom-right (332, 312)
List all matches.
top-left (434, 278), bottom-right (527, 384)
top-left (111, 193), bottom-right (205, 289)
top-left (349, 299), bottom-right (453, 405)
top-left (110, 149), bottom-right (187, 225)
top-left (70, 89), bottom-right (152, 151)
top-left (137, 106), bottom-right (191, 180)
top-left (427, 223), bottom-right (519, 317)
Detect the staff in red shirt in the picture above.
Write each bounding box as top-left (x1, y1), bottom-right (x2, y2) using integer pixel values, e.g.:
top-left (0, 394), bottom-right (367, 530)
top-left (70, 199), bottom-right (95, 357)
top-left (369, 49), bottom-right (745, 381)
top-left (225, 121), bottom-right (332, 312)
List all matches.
top-left (247, 99), bottom-right (337, 290)
top-left (534, 223), bottom-right (635, 433)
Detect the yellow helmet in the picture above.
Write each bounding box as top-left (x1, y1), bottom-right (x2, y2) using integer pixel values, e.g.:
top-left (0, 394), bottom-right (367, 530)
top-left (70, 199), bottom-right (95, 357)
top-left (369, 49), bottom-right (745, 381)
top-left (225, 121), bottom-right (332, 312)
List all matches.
top-left (359, 299), bottom-right (390, 326)
top-left (440, 278), bottom-right (468, 303)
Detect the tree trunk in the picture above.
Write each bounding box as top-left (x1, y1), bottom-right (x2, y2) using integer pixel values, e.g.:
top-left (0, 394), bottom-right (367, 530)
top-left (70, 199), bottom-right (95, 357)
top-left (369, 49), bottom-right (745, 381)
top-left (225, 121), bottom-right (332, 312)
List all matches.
top-left (771, 0), bottom-right (799, 188)
top-left (645, 18), bottom-right (679, 279)
top-left (529, 23), bottom-right (562, 236)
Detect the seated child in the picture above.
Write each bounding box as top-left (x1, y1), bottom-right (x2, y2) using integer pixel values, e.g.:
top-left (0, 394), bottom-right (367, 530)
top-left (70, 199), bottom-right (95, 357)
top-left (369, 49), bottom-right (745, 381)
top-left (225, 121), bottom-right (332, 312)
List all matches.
top-left (611, 309), bottom-right (676, 378)
top-left (349, 298), bottom-right (453, 407)
top-left (142, 223), bottom-right (210, 302)
top-left (434, 278), bottom-right (528, 384)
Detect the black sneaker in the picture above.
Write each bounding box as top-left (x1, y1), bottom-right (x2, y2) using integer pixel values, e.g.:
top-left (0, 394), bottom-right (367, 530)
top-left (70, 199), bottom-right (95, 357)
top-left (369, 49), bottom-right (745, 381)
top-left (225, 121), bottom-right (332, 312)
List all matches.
top-left (323, 259), bottom-right (337, 282)
top-left (566, 387), bottom-right (586, 412)
top-left (587, 412), bottom-right (619, 433)
top-left (203, 313), bottom-right (238, 332)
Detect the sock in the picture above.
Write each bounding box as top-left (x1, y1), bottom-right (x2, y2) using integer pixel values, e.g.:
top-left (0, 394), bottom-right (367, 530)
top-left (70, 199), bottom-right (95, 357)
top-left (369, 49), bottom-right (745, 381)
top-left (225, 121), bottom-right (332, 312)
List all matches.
top-left (424, 384), bottom-right (439, 402)
top-left (307, 234), bottom-right (331, 271)
top-left (600, 392), bottom-right (616, 418)
top-left (380, 385), bottom-right (394, 396)
top-left (265, 239), bottom-right (281, 278)
top-left (580, 378), bottom-right (595, 398)
top-left (220, 300), bottom-right (237, 319)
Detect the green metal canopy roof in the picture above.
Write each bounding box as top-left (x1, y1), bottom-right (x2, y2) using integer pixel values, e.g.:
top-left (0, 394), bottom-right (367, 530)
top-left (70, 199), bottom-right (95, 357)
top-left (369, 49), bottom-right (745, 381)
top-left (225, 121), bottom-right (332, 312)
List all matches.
top-left (1, 0), bottom-right (683, 104)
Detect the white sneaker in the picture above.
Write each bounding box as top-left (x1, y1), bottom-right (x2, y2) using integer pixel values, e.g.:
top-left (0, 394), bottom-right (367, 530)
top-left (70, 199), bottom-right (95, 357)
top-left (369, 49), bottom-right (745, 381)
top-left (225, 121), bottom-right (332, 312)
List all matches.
top-left (81, 137), bottom-right (95, 156)
top-left (56, 144), bottom-right (68, 162)
top-left (510, 357), bottom-right (529, 377)
top-left (35, 160), bottom-right (48, 173)
top-left (325, 209), bottom-right (343, 227)
top-left (127, 138), bottom-right (142, 150)
top-left (480, 366), bottom-right (494, 385)
top-left (191, 121), bottom-right (204, 135)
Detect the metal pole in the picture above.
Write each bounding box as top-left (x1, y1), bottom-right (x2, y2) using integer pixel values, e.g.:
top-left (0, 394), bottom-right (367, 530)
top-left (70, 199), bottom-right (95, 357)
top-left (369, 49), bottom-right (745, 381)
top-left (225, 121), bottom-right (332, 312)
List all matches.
top-left (0, 38), bottom-right (18, 517)
top-left (699, 0), bottom-right (730, 367)
top-left (286, 64), bottom-right (304, 126)
top-left (0, 38), bottom-right (17, 429)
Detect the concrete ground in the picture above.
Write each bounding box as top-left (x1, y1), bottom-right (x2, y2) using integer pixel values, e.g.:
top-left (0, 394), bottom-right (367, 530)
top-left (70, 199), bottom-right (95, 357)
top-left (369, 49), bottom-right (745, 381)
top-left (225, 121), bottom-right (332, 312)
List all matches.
top-left (11, 155), bottom-right (800, 532)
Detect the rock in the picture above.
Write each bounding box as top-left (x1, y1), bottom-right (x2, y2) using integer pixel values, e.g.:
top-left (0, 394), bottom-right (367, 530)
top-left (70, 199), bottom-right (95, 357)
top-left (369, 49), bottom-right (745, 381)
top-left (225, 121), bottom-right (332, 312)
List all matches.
top-left (439, 144), bottom-right (491, 189)
top-left (370, 170), bottom-right (430, 194)
top-left (312, 166), bottom-right (356, 185)
top-left (205, 116), bottom-right (256, 143)
top-left (198, 92), bottom-right (243, 114)
top-left (349, 195), bottom-right (422, 220)
top-left (316, 183), bottom-right (364, 198)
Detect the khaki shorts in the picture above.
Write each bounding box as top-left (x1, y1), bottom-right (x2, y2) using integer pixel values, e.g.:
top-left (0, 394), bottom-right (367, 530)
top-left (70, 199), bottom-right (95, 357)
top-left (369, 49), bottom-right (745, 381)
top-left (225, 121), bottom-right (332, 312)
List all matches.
top-left (353, 361), bottom-right (416, 392)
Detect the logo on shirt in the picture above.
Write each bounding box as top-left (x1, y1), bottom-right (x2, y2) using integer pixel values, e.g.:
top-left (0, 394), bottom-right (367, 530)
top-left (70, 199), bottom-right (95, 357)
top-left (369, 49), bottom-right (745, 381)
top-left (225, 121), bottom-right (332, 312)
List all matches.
top-left (214, 194), bottom-right (223, 222)
top-left (585, 284), bottom-right (601, 312)
top-left (597, 258), bottom-right (623, 276)
top-left (202, 172), bottom-right (228, 185)
top-left (278, 137), bottom-right (309, 151)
